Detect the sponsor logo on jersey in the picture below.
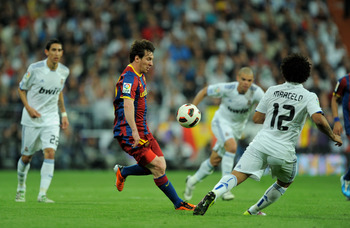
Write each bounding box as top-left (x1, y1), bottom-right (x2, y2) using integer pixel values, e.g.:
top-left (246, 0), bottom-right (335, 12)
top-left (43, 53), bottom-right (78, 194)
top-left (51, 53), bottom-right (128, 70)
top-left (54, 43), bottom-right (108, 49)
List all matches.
top-left (140, 88), bottom-right (147, 97)
top-left (227, 106), bottom-right (249, 114)
top-left (25, 72), bottom-right (31, 79)
top-left (38, 87), bottom-right (61, 95)
top-left (123, 83), bottom-right (132, 93)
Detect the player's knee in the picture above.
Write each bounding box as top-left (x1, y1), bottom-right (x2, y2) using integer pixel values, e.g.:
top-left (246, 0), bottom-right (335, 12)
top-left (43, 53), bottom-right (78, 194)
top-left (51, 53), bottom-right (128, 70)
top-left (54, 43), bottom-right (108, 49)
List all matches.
top-left (151, 160), bottom-right (166, 176)
top-left (277, 179), bottom-right (292, 188)
top-left (209, 157), bottom-right (221, 167)
top-left (21, 155), bottom-right (32, 164)
top-left (224, 139), bottom-right (237, 153)
top-left (43, 148), bottom-right (55, 159)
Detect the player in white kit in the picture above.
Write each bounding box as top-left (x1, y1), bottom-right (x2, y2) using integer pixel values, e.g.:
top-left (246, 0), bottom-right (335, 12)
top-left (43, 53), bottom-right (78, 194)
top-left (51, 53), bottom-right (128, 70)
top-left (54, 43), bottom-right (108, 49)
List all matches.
top-left (15, 39), bottom-right (69, 203)
top-left (184, 67), bottom-right (264, 201)
top-left (193, 53), bottom-right (343, 216)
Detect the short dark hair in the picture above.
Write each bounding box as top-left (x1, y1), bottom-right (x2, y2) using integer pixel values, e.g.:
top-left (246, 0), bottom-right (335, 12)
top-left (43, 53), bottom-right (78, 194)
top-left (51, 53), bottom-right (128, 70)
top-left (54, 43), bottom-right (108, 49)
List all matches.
top-left (45, 38), bottom-right (62, 51)
top-left (280, 53), bottom-right (311, 84)
top-left (129, 39), bottom-right (155, 63)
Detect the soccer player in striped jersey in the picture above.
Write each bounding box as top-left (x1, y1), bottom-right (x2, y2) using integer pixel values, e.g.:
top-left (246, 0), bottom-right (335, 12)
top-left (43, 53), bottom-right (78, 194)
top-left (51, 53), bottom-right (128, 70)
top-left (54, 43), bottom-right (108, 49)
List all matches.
top-left (113, 39), bottom-right (195, 211)
top-left (331, 73), bottom-right (350, 200)
top-left (193, 53), bottom-right (342, 216)
top-left (15, 39), bottom-right (69, 203)
top-left (184, 67), bottom-right (264, 201)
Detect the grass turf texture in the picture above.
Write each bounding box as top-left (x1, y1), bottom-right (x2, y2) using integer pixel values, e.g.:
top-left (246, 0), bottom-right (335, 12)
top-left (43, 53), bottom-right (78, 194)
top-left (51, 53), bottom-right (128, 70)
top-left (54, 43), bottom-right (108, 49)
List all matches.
top-left (1, 170), bottom-right (349, 228)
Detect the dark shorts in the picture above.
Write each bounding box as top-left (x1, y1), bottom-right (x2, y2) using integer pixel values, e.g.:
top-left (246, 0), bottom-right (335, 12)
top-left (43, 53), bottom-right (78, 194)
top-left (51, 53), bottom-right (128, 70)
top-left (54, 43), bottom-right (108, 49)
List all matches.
top-left (116, 133), bottom-right (164, 166)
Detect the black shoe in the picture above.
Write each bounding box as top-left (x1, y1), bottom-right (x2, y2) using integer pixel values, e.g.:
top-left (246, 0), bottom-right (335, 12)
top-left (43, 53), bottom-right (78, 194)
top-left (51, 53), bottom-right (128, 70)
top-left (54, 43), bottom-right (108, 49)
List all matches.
top-left (193, 191), bottom-right (216, 216)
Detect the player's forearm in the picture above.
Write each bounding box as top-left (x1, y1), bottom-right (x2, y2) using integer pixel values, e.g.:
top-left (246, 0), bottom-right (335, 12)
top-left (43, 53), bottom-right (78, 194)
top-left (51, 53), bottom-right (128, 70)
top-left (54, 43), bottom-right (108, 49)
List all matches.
top-left (313, 113), bottom-right (337, 141)
top-left (18, 87), bottom-right (29, 109)
top-left (330, 95), bottom-right (339, 119)
top-left (58, 92), bottom-right (66, 113)
top-left (192, 87), bottom-right (208, 106)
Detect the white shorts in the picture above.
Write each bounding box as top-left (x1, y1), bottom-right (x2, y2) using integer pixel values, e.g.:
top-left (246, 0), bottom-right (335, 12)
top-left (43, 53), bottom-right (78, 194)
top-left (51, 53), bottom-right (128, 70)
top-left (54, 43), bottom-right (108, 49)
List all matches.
top-left (211, 118), bottom-right (242, 157)
top-left (21, 125), bottom-right (60, 155)
top-left (234, 145), bottom-right (297, 183)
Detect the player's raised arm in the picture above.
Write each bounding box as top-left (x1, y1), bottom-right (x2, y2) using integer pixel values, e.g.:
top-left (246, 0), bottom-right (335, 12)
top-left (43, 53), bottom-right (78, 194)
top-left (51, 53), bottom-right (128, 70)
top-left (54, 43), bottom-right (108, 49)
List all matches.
top-left (192, 86), bottom-right (208, 106)
top-left (311, 112), bottom-right (342, 146)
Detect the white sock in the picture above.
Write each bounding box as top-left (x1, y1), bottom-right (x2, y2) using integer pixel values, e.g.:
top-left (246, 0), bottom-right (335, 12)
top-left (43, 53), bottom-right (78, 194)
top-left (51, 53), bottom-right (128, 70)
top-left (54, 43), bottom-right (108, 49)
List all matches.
top-left (38, 159), bottom-right (55, 197)
top-left (221, 152), bottom-right (235, 176)
top-left (212, 174), bottom-right (237, 199)
top-left (17, 158), bottom-right (30, 192)
top-left (189, 159), bottom-right (214, 186)
top-left (248, 182), bottom-right (287, 214)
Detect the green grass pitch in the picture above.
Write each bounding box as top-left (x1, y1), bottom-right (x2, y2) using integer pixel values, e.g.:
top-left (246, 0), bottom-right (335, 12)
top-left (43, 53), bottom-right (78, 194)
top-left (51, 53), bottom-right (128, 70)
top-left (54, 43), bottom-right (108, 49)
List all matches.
top-left (1, 170), bottom-right (349, 228)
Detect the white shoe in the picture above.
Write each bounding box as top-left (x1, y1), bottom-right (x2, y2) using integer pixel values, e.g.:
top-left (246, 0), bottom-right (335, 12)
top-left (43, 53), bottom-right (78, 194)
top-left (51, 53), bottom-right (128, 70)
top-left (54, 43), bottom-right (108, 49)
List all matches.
top-left (15, 191), bottom-right (25, 202)
top-left (243, 210), bottom-right (266, 216)
top-left (184, 175), bottom-right (195, 200)
top-left (37, 195), bottom-right (55, 203)
top-left (222, 191), bottom-right (235, 201)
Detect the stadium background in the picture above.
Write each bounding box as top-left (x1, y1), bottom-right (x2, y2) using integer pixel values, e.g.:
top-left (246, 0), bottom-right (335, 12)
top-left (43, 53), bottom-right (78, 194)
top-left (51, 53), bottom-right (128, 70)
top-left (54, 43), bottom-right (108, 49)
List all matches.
top-left (0, 0), bottom-right (349, 175)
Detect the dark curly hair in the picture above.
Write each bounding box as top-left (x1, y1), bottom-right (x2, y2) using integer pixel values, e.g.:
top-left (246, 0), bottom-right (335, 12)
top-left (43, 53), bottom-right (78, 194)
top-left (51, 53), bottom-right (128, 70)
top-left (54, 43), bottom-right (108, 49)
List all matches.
top-left (280, 53), bottom-right (311, 84)
top-left (129, 39), bottom-right (155, 63)
top-left (45, 38), bottom-right (62, 51)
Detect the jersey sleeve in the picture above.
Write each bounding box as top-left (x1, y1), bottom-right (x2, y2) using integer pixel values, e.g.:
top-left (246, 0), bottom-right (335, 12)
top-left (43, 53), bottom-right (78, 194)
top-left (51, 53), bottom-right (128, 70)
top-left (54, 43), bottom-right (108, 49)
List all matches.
top-left (207, 83), bottom-right (233, 98)
top-left (120, 72), bottom-right (138, 100)
top-left (253, 86), bottom-right (265, 103)
top-left (19, 64), bottom-right (35, 90)
top-left (333, 77), bottom-right (347, 97)
top-left (255, 87), bottom-right (270, 114)
top-left (306, 92), bottom-right (323, 116)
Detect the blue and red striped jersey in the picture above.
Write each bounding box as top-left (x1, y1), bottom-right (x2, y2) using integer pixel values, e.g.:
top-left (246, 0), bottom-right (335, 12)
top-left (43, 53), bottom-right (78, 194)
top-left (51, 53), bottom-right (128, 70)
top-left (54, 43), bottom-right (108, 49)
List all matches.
top-left (113, 64), bottom-right (150, 139)
top-left (334, 73), bottom-right (350, 134)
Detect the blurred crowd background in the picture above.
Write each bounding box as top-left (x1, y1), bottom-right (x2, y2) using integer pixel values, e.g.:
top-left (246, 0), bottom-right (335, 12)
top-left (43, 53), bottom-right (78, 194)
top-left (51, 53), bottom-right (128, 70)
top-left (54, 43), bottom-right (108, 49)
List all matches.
top-left (1, 0), bottom-right (350, 172)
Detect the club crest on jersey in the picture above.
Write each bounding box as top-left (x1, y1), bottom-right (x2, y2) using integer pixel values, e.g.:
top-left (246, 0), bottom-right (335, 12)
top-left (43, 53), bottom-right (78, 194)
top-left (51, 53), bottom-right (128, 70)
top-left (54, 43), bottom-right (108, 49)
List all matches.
top-left (123, 83), bottom-right (132, 93)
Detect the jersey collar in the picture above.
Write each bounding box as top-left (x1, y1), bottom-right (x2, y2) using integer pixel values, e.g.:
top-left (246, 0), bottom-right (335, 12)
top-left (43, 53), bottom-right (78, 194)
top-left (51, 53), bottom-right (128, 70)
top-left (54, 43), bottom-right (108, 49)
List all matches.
top-left (128, 64), bottom-right (142, 77)
top-left (285, 81), bottom-right (303, 87)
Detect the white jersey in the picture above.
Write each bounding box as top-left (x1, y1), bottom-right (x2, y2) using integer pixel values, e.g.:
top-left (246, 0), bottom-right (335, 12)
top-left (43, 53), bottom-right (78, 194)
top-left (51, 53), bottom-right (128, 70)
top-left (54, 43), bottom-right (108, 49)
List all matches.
top-left (207, 82), bottom-right (264, 135)
top-left (250, 82), bottom-right (322, 162)
top-left (19, 59), bottom-right (69, 127)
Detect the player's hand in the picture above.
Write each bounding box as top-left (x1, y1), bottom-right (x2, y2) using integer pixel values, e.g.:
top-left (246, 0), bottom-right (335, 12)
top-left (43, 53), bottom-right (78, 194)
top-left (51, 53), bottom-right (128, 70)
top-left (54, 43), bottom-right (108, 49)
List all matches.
top-left (61, 116), bottom-right (69, 129)
top-left (333, 134), bottom-right (343, 147)
top-left (333, 121), bottom-right (343, 135)
top-left (132, 130), bottom-right (140, 148)
top-left (26, 106), bottom-right (41, 118)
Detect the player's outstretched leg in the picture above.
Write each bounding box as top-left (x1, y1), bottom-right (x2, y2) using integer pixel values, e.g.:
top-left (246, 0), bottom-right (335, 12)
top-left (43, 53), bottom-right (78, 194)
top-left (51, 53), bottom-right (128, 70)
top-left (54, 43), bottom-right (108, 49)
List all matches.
top-left (154, 174), bottom-right (195, 211)
top-left (114, 164), bottom-right (126, 191)
top-left (113, 164), bottom-right (152, 191)
top-left (340, 175), bottom-right (350, 199)
top-left (16, 158), bottom-right (30, 202)
top-left (184, 175), bottom-right (195, 201)
top-left (221, 152), bottom-right (235, 201)
top-left (244, 182), bottom-right (286, 216)
top-left (184, 159), bottom-right (214, 200)
top-left (193, 191), bottom-right (216, 216)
